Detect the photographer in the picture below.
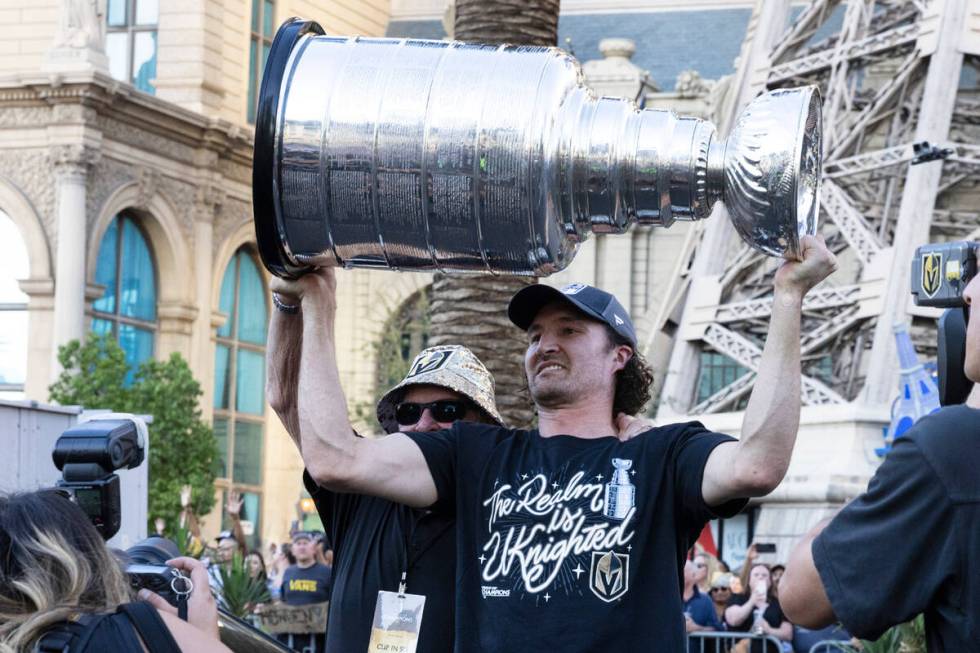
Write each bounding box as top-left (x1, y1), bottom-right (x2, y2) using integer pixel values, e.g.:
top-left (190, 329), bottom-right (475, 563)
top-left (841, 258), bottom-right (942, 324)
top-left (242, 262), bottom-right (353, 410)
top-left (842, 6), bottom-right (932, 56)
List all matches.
top-left (0, 490), bottom-right (231, 653)
top-left (780, 256), bottom-right (979, 651)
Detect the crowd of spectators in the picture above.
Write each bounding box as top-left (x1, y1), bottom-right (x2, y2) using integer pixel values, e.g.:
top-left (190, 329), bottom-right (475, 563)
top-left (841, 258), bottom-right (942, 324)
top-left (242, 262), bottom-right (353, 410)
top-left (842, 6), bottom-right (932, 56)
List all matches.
top-left (178, 483), bottom-right (858, 653)
top-left (172, 486), bottom-right (334, 652)
top-left (683, 545), bottom-right (853, 653)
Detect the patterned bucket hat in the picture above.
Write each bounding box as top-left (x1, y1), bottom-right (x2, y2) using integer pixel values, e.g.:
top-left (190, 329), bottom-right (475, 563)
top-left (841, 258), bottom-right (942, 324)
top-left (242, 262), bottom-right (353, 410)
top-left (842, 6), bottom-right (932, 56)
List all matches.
top-left (376, 345), bottom-right (504, 433)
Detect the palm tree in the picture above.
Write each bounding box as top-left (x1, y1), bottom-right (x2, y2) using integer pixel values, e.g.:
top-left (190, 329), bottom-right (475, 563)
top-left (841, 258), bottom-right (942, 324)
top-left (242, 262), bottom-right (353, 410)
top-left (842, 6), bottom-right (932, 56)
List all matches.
top-left (427, 0), bottom-right (561, 428)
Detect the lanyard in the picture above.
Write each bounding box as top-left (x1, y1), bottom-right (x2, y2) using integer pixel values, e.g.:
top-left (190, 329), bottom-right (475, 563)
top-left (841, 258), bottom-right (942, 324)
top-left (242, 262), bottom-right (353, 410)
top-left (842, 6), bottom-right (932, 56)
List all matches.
top-left (400, 508), bottom-right (423, 594)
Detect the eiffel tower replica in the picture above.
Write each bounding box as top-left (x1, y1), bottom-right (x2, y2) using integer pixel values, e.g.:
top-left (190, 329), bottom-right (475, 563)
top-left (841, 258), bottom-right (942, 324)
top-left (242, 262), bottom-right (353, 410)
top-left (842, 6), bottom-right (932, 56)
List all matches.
top-left (654, 0), bottom-right (979, 547)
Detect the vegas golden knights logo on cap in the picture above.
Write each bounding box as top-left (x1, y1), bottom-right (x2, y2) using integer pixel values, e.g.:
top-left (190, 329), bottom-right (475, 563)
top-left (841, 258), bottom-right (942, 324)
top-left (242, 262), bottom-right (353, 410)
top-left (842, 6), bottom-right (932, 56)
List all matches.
top-left (407, 348), bottom-right (452, 378)
top-left (922, 252), bottom-right (942, 299)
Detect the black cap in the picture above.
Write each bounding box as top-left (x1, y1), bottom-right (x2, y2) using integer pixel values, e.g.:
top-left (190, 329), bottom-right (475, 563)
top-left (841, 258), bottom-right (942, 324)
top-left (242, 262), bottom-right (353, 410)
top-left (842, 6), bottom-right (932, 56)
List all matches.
top-left (508, 283), bottom-right (637, 347)
top-left (215, 530), bottom-right (237, 543)
top-left (291, 530), bottom-right (316, 542)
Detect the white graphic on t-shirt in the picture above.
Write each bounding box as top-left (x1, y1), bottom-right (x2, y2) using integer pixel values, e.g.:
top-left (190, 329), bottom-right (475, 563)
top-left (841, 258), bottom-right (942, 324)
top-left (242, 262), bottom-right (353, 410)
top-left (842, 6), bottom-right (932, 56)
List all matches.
top-left (589, 550), bottom-right (630, 602)
top-left (480, 464), bottom-right (636, 597)
top-left (604, 459), bottom-right (635, 519)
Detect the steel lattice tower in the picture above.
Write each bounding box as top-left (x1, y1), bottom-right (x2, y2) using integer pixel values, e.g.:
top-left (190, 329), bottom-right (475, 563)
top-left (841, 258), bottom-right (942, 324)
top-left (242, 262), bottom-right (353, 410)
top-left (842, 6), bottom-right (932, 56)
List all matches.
top-left (659, 0), bottom-right (978, 417)
top-left (650, 0), bottom-right (978, 543)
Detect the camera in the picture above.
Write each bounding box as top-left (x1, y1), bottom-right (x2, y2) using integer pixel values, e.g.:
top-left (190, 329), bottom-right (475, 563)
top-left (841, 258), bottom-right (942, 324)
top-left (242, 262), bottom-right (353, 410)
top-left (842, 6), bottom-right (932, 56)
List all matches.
top-left (50, 416), bottom-right (189, 607)
top-left (910, 240), bottom-right (977, 308)
top-left (125, 536), bottom-right (192, 608)
top-left (51, 416), bottom-right (147, 539)
top-left (910, 241), bottom-right (976, 406)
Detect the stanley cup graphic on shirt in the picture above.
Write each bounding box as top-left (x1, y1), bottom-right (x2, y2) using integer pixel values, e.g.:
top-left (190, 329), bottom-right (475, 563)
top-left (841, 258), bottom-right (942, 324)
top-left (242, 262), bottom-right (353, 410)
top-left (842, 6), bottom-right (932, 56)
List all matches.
top-left (603, 459), bottom-right (635, 520)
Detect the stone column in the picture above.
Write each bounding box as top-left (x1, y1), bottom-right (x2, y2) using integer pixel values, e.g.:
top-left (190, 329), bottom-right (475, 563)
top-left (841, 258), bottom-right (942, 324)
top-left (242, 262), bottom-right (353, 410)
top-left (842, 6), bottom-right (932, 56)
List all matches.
top-left (50, 144), bottom-right (98, 380)
top-left (191, 184), bottom-right (222, 419)
top-left (19, 278), bottom-right (55, 397)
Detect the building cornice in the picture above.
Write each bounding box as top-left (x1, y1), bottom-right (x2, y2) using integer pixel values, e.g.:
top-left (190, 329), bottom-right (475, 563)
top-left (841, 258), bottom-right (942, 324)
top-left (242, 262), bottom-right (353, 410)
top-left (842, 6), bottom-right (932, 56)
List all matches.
top-left (0, 71), bottom-right (253, 166)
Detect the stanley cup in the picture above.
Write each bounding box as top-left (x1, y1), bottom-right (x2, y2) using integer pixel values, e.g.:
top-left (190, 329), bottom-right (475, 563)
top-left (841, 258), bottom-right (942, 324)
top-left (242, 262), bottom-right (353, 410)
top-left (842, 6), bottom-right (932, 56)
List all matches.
top-left (253, 19), bottom-right (822, 279)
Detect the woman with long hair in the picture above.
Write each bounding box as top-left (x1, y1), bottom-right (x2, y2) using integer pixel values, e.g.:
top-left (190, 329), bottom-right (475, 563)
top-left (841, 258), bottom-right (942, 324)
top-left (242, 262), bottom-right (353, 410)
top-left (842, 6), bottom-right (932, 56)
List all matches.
top-left (724, 563), bottom-right (793, 653)
top-left (246, 549), bottom-right (279, 604)
top-left (0, 490), bottom-right (231, 653)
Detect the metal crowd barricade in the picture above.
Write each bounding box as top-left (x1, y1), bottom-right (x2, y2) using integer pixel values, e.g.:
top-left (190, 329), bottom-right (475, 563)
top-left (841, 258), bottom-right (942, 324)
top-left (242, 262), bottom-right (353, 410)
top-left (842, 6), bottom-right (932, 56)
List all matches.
top-left (807, 641), bottom-right (858, 653)
top-left (686, 631), bottom-right (786, 652)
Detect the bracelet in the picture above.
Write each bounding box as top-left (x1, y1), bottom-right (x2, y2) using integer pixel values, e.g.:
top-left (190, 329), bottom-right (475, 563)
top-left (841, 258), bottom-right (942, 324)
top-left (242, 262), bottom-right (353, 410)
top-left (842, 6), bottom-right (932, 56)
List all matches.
top-left (272, 292), bottom-right (300, 315)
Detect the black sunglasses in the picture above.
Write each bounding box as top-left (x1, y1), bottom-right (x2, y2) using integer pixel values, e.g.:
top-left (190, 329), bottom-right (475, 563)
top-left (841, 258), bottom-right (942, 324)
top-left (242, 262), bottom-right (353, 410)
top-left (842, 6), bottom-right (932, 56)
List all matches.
top-left (395, 400), bottom-right (470, 426)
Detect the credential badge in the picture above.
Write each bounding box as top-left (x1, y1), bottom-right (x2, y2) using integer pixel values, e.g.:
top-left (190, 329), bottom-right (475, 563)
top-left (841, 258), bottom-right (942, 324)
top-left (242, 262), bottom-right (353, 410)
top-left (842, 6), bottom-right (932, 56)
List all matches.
top-left (921, 252), bottom-right (942, 299)
top-left (589, 550), bottom-right (630, 603)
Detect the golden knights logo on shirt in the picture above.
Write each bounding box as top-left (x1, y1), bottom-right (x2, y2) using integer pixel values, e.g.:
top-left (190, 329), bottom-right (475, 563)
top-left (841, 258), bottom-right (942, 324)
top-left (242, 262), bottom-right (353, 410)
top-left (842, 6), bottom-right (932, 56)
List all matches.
top-left (479, 458), bottom-right (635, 603)
top-left (590, 551), bottom-right (630, 602)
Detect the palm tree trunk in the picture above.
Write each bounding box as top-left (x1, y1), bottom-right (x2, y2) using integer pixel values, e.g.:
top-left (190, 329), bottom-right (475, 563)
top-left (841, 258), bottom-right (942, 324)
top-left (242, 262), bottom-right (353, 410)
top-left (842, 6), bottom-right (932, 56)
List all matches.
top-left (427, 0), bottom-right (561, 428)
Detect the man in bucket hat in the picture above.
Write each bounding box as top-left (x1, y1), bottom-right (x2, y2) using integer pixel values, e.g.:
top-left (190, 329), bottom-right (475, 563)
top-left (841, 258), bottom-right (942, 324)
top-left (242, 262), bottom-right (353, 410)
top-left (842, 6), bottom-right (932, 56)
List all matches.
top-left (268, 235), bottom-right (834, 653)
top-left (268, 296), bottom-right (503, 652)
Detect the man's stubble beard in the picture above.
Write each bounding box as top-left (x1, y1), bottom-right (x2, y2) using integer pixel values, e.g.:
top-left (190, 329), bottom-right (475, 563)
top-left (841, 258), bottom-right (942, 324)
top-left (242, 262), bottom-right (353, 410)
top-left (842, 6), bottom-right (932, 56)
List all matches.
top-left (529, 372), bottom-right (585, 410)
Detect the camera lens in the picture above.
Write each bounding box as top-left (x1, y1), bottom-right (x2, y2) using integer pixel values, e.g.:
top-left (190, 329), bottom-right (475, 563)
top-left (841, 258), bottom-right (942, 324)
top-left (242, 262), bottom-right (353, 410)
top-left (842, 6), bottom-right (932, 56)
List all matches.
top-left (126, 536), bottom-right (180, 565)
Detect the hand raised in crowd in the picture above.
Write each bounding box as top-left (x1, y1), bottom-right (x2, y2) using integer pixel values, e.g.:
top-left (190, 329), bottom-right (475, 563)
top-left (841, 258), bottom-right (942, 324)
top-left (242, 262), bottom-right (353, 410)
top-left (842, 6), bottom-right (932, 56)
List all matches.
top-left (225, 489), bottom-right (243, 520)
top-left (139, 556), bottom-right (222, 641)
top-left (180, 484), bottom-right (193, 508)
top-left (774, 234), bottom-right (838, 299)
top-left (615, 412), bottom-right (656, 441)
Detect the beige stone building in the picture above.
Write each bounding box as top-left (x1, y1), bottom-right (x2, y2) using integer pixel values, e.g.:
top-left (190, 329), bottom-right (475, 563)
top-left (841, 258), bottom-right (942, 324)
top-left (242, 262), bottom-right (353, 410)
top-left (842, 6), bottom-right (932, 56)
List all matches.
top-left (9, 0), bottom-right (929, 569)
top-left (0, 0), bottom-right (749, 551)
top-left (0, 0), bottom-right (390, 547)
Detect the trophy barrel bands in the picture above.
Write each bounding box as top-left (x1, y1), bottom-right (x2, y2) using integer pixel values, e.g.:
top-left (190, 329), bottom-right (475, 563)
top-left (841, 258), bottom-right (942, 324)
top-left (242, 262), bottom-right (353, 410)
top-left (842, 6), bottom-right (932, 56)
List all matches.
top-left (262, 30), bottom-right (590, 277)
top-left (252, 18), bottom-right (823, 278)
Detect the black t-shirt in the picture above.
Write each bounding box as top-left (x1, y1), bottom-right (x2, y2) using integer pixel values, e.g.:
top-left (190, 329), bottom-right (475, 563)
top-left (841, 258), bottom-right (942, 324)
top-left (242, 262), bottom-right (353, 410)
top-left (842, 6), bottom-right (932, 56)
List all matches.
top-left (281, 562), bottom-right (332, 605)
top-left (406, 420), bottom-right (744, 652)
top-left (812, 405), bottom-right (980, 652)
top-left (726, 593), bottom-right (786, 653)
top-left (303, 471), bottom-right (455, 653)
top-left (278, 562), bottom-right (332, 653)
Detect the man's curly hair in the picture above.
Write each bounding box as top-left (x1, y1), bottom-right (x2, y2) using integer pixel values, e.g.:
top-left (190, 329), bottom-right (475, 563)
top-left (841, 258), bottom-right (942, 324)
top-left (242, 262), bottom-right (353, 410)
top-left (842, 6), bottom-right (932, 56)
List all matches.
top-left (604, 325), bottom-right (654, 417)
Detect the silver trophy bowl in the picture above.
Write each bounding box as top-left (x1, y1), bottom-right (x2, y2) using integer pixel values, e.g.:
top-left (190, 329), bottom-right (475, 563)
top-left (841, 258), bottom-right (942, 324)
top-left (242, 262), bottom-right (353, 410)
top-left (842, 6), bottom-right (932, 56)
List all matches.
top-left (253, 19), bottom-right (821, 278)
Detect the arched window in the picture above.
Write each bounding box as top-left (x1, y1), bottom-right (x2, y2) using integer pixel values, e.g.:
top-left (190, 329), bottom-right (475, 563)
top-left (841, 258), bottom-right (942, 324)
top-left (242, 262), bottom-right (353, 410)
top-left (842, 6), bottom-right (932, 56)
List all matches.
top-left (213, 248), bottom-right (268, 546)
top-left (371, 287), bottom-right (430, 409)
top-left (91, 214), bottom-right (157, 383)
top-left (0, 210), bottom-right (29, 399)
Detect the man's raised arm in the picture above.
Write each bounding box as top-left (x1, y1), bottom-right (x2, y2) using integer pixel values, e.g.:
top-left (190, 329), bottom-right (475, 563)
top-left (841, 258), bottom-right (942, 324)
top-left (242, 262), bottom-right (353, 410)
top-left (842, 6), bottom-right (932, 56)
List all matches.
top-left (702, 235), bottom-right (838, 505)
top-left (267, 269), bottom-right (438, 508)
top-left (267, 287), bottom-right (303, 448)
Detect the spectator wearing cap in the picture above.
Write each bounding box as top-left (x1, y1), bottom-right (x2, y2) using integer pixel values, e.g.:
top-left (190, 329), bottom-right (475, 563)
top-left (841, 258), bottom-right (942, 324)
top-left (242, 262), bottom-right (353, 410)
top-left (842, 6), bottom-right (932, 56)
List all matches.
top-left (206, 491), bottom-right (249, 600)
top-left (269, 236), bottom-right (836, 652)
top-left (709, 572), bottom-right (734, 624)
top-left (278, 531), bottom-right (333, 652)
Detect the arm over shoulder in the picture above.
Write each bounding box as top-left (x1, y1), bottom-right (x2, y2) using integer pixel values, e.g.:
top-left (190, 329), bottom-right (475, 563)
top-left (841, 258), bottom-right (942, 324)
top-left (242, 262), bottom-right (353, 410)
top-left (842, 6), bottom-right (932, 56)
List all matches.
top-left (310, 432), bottom-right (441, 509)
